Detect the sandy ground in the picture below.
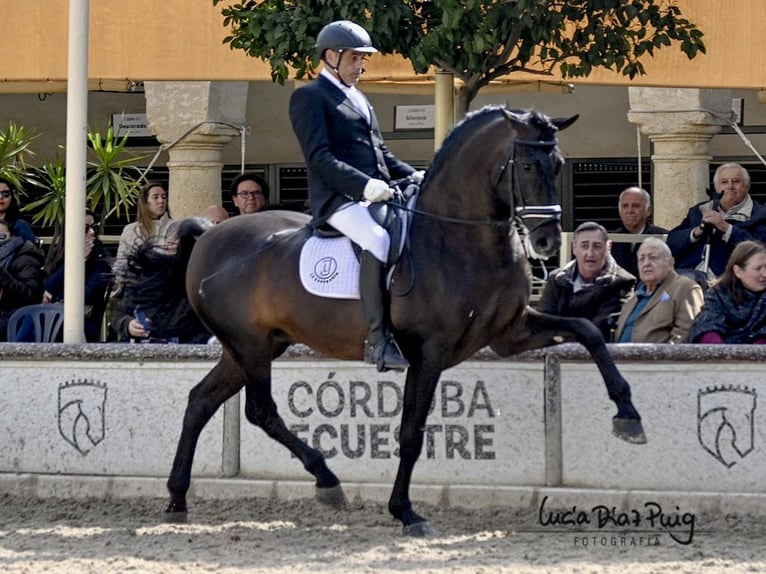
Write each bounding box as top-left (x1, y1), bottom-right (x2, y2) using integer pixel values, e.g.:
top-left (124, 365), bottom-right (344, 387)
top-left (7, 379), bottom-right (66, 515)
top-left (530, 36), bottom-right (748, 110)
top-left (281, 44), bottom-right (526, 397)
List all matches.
top-left (0, 493), bottom-right (765, 574)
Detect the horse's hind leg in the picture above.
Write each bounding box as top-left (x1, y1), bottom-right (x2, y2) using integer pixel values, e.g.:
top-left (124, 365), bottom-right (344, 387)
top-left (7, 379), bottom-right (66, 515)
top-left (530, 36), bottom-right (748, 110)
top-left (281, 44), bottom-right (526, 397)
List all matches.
top-left (165, 352), bottom-right (245, 522)
top-left (520, 309), bottom-right (647, 444)
top-left (242, 358), bottom-right (344, 507)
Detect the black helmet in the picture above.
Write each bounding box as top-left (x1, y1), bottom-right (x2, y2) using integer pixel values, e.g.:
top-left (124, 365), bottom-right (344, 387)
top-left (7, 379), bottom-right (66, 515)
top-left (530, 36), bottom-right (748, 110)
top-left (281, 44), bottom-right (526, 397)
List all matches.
top-left (315, 20), bottom-right (377, 59)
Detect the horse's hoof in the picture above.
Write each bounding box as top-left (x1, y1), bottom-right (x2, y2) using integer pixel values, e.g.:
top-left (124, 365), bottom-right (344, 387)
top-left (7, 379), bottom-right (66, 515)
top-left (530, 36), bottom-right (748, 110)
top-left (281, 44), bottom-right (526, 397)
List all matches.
top-left (316, 485), bottom-right (346, 508)
top-left (402, 521), bottom-right (438, 537)
top-left (612, 417), bottom-right (648, 444)
top-left (162, 511), bottom-right (188, 524)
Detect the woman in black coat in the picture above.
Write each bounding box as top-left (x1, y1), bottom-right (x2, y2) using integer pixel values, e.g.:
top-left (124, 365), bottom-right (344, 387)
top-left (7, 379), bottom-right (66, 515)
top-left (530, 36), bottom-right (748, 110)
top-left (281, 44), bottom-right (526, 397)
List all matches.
top-left (688, 240), bottom-right (766, 344)
top-left (0, 218), bottom-right (45, 340)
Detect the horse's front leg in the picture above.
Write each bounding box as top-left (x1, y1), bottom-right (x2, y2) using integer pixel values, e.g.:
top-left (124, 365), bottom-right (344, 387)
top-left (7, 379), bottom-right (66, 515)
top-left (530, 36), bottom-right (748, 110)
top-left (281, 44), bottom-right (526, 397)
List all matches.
top-left (165, 358), bottom-right (244, 522)
top-left (388, 361), bottom-right (442, 537)
top-left (242, 362), bottom-right (344, 507)
top-left (509, 308), bottom-right (647, 444)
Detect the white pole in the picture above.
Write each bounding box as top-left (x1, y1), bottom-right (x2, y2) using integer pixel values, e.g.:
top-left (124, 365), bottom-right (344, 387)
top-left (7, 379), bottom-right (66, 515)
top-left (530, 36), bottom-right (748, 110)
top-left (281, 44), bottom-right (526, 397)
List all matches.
top-left (63, 0), bottom-right (89, 343)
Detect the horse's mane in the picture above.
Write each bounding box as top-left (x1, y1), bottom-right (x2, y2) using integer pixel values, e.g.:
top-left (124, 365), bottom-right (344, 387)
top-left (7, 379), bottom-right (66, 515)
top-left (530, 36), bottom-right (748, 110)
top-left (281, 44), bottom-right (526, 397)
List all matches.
top-left (424, 105), bottom-right (556, 187)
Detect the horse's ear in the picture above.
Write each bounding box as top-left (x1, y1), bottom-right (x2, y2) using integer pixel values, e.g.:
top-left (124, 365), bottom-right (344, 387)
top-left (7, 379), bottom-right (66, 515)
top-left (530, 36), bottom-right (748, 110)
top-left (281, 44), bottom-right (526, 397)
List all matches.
top-left (552, 114), bottom-right (579, 132)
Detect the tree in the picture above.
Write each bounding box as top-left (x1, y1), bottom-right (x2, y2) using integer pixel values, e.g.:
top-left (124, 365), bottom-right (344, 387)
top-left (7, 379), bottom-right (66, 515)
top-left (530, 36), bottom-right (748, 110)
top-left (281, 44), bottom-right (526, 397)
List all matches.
top-left (213, 0), bottom-right (705, 116)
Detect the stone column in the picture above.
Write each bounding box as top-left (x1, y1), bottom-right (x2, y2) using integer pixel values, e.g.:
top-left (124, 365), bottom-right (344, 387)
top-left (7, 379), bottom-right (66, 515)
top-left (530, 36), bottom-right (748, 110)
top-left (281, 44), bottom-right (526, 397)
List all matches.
top-left (627, 88), bottom-right (733, 229)
top-left (144, 81), bottom-right (249, 219)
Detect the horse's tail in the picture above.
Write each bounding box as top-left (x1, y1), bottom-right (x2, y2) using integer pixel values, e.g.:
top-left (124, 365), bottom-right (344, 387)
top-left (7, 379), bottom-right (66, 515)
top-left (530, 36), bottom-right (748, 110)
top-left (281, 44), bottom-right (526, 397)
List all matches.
top-left (174, 217), bottom-right (211, 273)
top-left (123, 217), bottom-right (212, 315)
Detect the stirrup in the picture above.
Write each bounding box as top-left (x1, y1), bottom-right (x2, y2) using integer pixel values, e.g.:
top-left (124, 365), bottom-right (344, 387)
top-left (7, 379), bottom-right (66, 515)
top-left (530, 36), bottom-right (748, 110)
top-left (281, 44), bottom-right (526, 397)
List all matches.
top-left (364, 336), bottom-right (409, 373)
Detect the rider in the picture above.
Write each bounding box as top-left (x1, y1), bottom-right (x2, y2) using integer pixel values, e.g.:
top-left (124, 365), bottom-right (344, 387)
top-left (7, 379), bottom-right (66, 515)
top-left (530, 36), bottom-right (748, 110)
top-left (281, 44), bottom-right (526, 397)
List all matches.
top-left (289, 20), bottom-right (424, 372)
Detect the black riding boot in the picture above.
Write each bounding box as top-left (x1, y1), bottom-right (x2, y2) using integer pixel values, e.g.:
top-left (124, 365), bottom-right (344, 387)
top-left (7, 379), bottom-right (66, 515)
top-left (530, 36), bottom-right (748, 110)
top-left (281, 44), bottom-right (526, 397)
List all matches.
top-left (359, 250), bottom-right (409, 372)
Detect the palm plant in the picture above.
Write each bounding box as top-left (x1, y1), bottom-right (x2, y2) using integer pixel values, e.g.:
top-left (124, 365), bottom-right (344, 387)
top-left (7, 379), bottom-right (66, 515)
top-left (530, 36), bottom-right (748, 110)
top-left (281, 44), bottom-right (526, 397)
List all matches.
top-left (0, 122), bottom-right (40, 193)
top-left (21, 123), bottom-right (147, 240)
top-left (86, 123), bottom-right (147, 226)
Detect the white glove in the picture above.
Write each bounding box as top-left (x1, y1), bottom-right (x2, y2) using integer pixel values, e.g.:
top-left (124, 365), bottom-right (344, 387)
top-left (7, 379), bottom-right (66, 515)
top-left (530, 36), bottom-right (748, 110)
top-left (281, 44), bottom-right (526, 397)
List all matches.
top-left (410, 170), bottom-right (426, 184)
top-left (363, 178), bottom-right (394, 203)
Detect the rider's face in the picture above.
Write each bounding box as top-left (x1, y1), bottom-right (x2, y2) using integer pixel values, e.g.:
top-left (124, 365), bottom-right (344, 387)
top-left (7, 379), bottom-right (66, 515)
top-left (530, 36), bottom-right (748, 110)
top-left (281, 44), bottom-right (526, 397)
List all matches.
top-left (326, 50), bottom-right (368, 86)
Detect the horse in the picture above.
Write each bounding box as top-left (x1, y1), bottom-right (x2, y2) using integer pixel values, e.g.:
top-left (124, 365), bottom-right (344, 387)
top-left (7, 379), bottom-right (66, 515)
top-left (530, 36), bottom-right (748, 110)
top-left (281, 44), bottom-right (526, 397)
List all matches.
top-left (164, 105), bottom-right (647, 536)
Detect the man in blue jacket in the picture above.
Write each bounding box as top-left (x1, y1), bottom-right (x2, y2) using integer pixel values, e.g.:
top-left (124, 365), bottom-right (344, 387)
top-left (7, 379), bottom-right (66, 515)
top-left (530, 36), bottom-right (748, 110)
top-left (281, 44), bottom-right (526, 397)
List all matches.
top-left (289, 20), bottom-right (423, 372)
top-left (666, 163), bottom-right (766, 277)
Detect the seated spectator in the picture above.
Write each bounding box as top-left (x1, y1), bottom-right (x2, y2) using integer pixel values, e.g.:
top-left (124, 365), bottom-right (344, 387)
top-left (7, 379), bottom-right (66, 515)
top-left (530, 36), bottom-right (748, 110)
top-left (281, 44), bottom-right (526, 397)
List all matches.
top-left (537, 221), bottom-right (636, 340)
top-left (688, 240), bottom-right (766, 344)
top-left (0, 177), bottom-right (37, 244)
top-left (666, 163), bottom-right (766, 278)
top-left (614, 237), bottom-right (703, 343)
top-left (230, 172), bottom-right (269, 215)
top-left (110, 218), bottom-right (211, 344)
top-left (610, 186), bottom-right (668, 278)
top-left (0, 219), bottom-right (45, 340)
top-left (114, 181), bottom-right (177, 280)
top-left (42, 208), bottom-right (113, 342)
top-left (201, 204), bottom-right (229, 225)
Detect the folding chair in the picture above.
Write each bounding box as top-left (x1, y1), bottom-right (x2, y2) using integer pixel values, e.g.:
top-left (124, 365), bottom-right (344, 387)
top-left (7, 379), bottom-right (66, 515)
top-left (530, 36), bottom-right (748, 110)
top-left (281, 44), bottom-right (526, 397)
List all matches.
top-left (6, 303), bottom-right (65, 342)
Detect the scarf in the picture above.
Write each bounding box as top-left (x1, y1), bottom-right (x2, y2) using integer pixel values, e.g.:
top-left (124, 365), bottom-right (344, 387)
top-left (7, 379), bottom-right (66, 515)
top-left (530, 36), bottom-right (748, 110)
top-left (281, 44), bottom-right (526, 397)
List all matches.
top-left (0, 237), bottom-right (24, 269)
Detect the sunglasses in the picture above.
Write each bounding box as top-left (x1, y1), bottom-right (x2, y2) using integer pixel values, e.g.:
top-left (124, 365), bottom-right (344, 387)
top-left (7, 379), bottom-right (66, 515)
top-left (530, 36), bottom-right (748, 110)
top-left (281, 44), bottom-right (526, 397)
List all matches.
top-left (85, 223), bottom-right (99, 233)
top-left (0, 190), bottom-right (12, 199)
top-left (0, 231), bottom-right (10, 241)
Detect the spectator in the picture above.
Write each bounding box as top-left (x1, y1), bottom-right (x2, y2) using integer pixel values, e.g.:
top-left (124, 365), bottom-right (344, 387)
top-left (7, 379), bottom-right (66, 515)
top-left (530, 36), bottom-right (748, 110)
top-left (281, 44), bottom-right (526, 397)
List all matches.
top-left (666, 163), bottom-right (766, 278)
top-left (42, 208), bottom-right (113, 342)
top-left (688, 240), bottom-right (766, 344)
top-left (110, 218), bottom-right (211, 344)
top-left (230, 172), bottom-right (269, 215)
top-left (0, 177), bottom-right (37, 244)
top-left (114, 181), bottom-right (177, 281)
top-left (0, 218), bottom-right (45, 340)
top-left (201, 204), bottom-right (229, 225)
top-left (614, 237), bottom-right (703, 343)
top-left (610, 187), bottom-right (668, 278)
top-left (537, 221), bottom-right (636, 340)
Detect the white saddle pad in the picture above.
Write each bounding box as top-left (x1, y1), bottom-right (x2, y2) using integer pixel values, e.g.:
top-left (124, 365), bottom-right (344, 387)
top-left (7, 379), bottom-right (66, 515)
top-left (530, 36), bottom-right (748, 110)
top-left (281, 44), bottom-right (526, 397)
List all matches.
top-left (299, 236), bottom-right (360, 299)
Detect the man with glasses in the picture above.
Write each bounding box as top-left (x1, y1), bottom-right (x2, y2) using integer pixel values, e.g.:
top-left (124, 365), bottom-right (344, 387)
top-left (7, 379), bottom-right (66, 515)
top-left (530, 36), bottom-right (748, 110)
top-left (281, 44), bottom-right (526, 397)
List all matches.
top-left (230, 172), bottom-right (269, 215)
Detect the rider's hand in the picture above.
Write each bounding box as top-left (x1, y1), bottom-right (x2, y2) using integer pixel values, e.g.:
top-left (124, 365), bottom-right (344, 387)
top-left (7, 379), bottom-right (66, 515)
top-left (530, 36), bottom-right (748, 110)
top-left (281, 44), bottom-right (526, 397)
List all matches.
top-left (410, 170), bottom-right (425, 184)
top-left (363, 178), bottom-right (394, 203)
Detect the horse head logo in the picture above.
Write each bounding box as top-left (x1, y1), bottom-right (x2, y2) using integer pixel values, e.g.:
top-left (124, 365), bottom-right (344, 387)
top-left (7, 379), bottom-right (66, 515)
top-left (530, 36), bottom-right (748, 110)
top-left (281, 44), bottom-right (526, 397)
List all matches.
top-left (698, 385), bottom-right (756, 468)
top-left (58, 379), bottom-right (107, 455)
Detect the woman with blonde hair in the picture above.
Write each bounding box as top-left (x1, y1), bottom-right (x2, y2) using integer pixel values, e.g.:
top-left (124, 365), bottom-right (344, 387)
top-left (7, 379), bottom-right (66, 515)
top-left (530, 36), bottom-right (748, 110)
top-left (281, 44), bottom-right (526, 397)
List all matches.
top-left (688, 240), bottom-right (766, 343)
top-left (114, 181), bottom-right (176, 282)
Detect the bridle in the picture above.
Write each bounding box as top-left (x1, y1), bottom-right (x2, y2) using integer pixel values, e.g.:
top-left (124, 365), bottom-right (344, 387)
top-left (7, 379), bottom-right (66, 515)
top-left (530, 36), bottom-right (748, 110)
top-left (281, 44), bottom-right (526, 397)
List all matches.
top-left (392, 134), bottom-right (563, 237)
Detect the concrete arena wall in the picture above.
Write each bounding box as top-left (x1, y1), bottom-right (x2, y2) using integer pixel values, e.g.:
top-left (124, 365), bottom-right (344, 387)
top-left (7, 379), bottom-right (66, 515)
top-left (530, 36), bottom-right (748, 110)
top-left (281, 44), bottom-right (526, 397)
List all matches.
top-left (0, 343), bottom-right (763, 496)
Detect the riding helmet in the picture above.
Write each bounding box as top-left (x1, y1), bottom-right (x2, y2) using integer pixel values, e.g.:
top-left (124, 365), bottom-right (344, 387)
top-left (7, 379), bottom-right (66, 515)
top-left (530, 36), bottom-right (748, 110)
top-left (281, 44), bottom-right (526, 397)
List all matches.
top-left (315, 20), bottom-right (378, 59)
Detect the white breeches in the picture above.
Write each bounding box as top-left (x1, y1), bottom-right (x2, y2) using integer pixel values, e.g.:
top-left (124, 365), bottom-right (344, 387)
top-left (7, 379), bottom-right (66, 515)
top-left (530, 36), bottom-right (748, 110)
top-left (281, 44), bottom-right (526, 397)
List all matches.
top-left (327, 202), bottom-right (390, 263)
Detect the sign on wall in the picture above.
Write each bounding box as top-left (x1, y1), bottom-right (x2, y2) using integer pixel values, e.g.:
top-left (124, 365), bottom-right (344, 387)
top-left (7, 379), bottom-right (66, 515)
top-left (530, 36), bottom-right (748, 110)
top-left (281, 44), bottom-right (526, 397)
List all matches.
top-left (394, 105), bottom-right (435, 131)
top-left (111, 113), bottom-right (152, 138)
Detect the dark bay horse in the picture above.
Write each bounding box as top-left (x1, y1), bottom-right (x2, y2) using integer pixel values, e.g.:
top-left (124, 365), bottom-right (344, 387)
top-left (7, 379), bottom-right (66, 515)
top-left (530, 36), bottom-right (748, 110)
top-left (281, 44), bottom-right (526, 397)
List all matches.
top-left (165, 105), bottom-right (646, 535)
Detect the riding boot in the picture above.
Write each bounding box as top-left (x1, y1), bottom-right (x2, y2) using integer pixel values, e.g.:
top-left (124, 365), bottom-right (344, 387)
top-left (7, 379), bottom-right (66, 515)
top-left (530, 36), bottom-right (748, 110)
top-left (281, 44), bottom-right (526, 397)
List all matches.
top-left (359, 250), bottom-right (409, 372)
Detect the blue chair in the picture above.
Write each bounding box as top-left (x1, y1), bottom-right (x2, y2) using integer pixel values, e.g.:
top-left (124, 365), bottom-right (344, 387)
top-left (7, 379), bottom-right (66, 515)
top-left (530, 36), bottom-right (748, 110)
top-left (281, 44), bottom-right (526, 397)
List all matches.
top-left (7, 304), bottom-right (65, 342)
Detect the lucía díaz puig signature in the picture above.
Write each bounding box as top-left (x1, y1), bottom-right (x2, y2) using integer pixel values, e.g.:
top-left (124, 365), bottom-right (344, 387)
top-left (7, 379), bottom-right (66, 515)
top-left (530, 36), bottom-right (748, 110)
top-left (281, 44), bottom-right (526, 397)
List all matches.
top-left (538, 495), bottom-right (696, 545)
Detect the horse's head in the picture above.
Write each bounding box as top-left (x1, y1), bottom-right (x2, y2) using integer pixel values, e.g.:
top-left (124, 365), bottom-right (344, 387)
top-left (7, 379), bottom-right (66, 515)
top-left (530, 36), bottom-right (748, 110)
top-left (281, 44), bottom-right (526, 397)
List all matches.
top-left (501, 108), bottom-right (578, 259)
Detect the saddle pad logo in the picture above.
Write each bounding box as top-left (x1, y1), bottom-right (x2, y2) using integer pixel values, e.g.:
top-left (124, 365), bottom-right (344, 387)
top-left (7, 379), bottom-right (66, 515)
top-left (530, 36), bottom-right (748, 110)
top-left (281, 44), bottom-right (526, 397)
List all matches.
top-left (312, 256), bottom-right (339, 283)
top-left (698, 385), bottom-right (756, 468)
top-left (58, 379), bottom-right (107, 455)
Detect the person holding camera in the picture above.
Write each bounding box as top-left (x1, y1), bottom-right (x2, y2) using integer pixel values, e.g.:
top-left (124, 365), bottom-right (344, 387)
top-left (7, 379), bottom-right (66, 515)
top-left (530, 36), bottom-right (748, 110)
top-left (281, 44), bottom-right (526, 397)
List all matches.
top-left (666, 163), bottom-right (766, 278)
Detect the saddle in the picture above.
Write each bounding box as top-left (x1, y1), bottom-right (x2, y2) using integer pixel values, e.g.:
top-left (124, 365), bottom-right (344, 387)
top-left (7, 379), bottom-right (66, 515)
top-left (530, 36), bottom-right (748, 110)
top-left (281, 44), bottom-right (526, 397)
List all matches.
top-left (298, 183), bottom-right (418, 299)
